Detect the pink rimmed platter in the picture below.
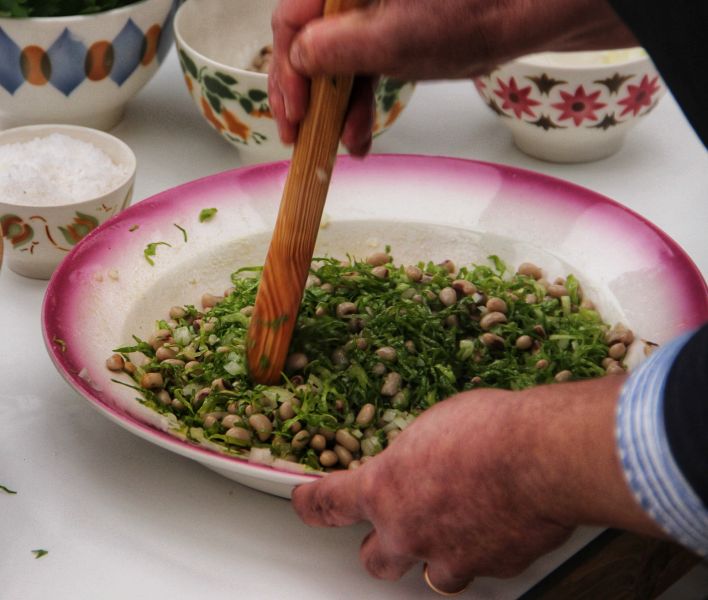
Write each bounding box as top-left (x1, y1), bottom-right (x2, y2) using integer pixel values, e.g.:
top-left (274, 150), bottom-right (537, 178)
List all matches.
top-left (42, 154), bottom-right (707, 499)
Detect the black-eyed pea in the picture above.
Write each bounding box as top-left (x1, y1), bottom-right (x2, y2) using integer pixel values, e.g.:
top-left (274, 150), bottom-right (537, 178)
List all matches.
top-left (371, 266), bottom-right (389, 279)
top-left (106, 354), bottom-right (124, 371)
top-left (554, 370), bottom-right (573, 382)
top-left (156, 390), bottom-right (171, 406)
top-left (149, 329), bottom-right (171, 350)
top-left (480, 333), bottom-right (504, 349)
top-left (309, 434), bottom-right (327, 452)
top-left (547, 284), bottom-right (568, 298)
top-left (375, 346), bottom-right (397, 362)
top-left (348, 460), bottom-right (361, 470)
top-left (290, 421), bottom-right (302, 434)
top-left (171, 398), bottom-right (185, 412)
top-left (609, 342), bottom-right (627, 360)
top-left (225, 427), bottom-right (251, 446)
top-left (602, 357), bottom-right (618, 369)
top-left (535, 359), bottom-right (549, 370)
top-left (193, 387), bottom-right (211, 407)
top-left (123, 361), bottom-right (137, 375)
top-left (517, 262), bottom-right (543, 279)
top-left (291, 430), bottom-right (310, 451)
top-left (515, 335), bottom-right (533, 350)
top-left (203, 414), bottom-right (218, 428)
top-left (607, 363), bottom-right (626, 375)
top-left (336, 302), bottom-right (357, 318)
top-left (480, 311), bottom-right (507, 330)
top-left (222, 414), bottom-right (242, 429)
top-left (240, 305), bottom-right (254, 316)
top-left (381, 372), bottom-right (402, 397)
top-left (226, 402), bottom-right (238, 414)
top-left (452, 279), bottom-right (477, 296)
top-left (486, 297), bottom-right (508, 313)
top-left (335, 429), bottom-right (360, 453)
top-left (445, 315), bottom-right (459, 328)
top-left (404, 340), bottom-right (416, 354)
top-left (320, 283), bottom-right (334, 294)
top-left (405, 265), bottom-right (423, 282)
top-left (439, 259), bottom-right (456, 274)
top-left (580, 297), bottom-right (595, 310)
top-left (334, 444), bottom-right (353, 467)
top-left (533, 324), bottom-right (547, 338)
top-left (305, 275), bottom-right (321, 288)
top-left (366, 252), bottom-right (390, 267)
top-left (162, 359), bottom-right (186, 368)
top-left (278, 402), bottom-right (295, 420)
top-left (248, 414), bottom-right (273, 442)
top-left (244, 405), bottom-right (254, 417)
top-left (371, 362), bottom-right (387, 376)
top-left (319, 450), bottom-right (338, 468)
top-left (285, 352), bottom-right (308, 372)
top-left (554, 277), bottom-right (566, 285)
top-left (156, 346), bottom-right (177, 362)
top-left (319, 427), bottom-right (335, 442)
top-left (356, 403), bottom-right (376, 427)
top-left (169, 306), bottom-right (186, 319)
top-left (439, 287), bottom-right (457, 307)
top-left (387, 429), bottom-right (401, 444)
top-left (140, 372), bottom-right (164, 389)
top-left (525, 293), bottom-right (538, 304)
top-left (201, 293), bottom-right (222, 309)
top-left (211, 378), bottom-right (227, 390)
top-left (224, 287), bottom-right (235, 297)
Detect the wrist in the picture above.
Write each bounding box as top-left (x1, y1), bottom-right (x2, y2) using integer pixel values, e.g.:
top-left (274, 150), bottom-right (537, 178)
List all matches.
top-left (514, 377), bottom-right (665, 538)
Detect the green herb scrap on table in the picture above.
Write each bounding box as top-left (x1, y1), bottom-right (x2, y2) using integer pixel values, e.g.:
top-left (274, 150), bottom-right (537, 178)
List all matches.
top-left (0, 0), bottom-right (143, 17)
top-left (107, 252), bottom-right (635, 473)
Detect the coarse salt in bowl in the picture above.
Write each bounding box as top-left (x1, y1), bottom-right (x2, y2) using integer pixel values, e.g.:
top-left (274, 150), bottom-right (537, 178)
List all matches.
top-left (0, 124), bottom-right (136, 279)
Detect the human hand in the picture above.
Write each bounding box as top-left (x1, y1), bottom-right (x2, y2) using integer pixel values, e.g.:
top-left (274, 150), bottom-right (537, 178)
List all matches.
top-left (269, 0), bottom-right (637, 155)
top-left (292, 376), bottom-right (662, 592)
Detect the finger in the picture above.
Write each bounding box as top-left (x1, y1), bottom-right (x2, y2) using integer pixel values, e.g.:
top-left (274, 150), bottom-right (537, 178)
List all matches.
top-left (291, 469), bottom-right (366, 527)
top-left (360, 529), bottom-right (418, 581)
top-left (424, 561), bottom-right (473, 596)
top-left (341, 76), bottom-right (375, 157)
top-left (271, 0), bottom-right (323, 130)
top-left (290, 5), bottom-right (411, 77)
top-left (267, 69), bottom-right (296, 145)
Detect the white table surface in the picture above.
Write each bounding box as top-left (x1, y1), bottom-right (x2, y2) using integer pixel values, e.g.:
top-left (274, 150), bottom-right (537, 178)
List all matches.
top-left (1, 48), bottom-right (706, 600)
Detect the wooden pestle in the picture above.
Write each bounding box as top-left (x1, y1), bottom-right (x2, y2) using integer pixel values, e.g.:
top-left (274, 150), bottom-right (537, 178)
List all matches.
top-left (247, 0), bottom-right (368, 384)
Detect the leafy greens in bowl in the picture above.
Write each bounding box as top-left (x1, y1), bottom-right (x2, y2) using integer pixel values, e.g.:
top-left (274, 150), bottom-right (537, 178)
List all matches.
top-left (0, 0), bottom-right (144, 17)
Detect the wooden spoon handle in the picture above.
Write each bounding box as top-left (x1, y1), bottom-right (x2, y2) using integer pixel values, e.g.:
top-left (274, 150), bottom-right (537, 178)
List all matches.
top-left (247, 0), bottom-right (368, 384)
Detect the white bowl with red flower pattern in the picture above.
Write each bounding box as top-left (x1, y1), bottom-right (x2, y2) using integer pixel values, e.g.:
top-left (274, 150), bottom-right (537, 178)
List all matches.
top-left (474, 48), bottom-right (666, 163)
top-left (174, 0), bottom-right (415, 164)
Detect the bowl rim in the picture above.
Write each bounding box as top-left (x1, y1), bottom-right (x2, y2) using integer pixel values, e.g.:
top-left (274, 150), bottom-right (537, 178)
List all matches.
top-left (510, 46), bottom-right (651, 71)
top-left (0, 0), bottom-right (166, 23)
top-left (0, 123), bottom-right (137, 209)
top-left (173, 0), bottom-right (268, 79)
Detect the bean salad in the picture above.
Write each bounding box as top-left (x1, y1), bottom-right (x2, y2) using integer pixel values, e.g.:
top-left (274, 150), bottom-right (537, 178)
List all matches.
top-left (108, 252), bottom-right (633, 473)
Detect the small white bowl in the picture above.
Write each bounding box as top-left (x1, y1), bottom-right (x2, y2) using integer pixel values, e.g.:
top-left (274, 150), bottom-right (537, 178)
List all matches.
top-left (0, 124), bottom-right (136, 279)
top-left (474, 48), bottom-right (666, 162)
top-left (174, 0), bottom-right (415, 164)
top-left (0, 0), bottom-right (177, 131)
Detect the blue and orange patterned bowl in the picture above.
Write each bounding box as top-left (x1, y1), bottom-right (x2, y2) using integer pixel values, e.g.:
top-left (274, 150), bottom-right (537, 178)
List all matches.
top-left (474, 48), bottom-right (666, 163)
top-left (0, 0), bottom-right (178, 131)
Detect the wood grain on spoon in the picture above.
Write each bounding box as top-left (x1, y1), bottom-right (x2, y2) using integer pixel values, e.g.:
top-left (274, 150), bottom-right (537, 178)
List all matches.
top-left (247, 0), bottom-right (368, 384)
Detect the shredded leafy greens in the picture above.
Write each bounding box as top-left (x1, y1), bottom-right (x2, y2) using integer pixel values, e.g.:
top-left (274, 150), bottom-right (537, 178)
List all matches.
top-left (0, 0), bottom-right (142, 17)
top-left (112, 254), bottom-right (623, 471)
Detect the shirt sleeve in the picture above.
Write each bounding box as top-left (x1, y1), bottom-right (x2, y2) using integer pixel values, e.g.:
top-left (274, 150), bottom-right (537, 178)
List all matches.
top-left (616, 324), bottom-right (708, 557)
top-left (607, 0), bottom-right (708, 146)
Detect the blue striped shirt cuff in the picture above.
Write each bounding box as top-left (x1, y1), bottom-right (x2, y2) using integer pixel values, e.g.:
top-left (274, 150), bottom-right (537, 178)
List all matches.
top-left (617, 330), bottom-right (708, 556)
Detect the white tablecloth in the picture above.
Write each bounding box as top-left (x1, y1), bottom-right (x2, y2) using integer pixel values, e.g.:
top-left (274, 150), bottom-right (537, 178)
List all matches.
top-left (1, 48), bottom-right (706, 600)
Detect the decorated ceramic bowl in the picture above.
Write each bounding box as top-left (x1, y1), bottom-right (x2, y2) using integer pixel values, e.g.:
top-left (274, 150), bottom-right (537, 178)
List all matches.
top-left (474, 48), bottom-right (666, 163)
top-left (0, 124), bottom-right (136, 279)
top-left (42, 155), bottom-right (707, 498)
top-left (174, 0), bottom-right (415, 164)
top-left (0, 0), bottom-right (178, 131)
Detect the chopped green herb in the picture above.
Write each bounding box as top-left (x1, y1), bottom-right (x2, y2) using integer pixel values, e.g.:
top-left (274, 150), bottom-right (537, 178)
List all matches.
top-left (31, 549), bottom-right (48, 559)
top-left (1, 484), bottom-right (17, 494)
top-left (111, 252), bottom-right (629, 472)
top-left (174, 224), bottom-right (188, 243)
top-left (52, 336), bottom-right (67, 353)
top-left (199, 208), bottom-right (218, 223)
top-left (129, 224), bottom-right (140, 232)
top-left (143, 242), bottom-right (172, 266)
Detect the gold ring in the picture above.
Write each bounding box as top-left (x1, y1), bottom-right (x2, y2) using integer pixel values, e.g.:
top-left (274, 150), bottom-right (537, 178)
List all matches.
top-left (423, 563), bottom-right (468, 596)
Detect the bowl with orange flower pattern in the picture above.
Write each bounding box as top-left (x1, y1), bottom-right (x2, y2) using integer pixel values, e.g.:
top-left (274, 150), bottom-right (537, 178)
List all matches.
top-left (0, 0), bottom-right (178, 131)
top-left (0, 124), bottom-right (136, 279)
top-left (473, 48), bottom-right (666, 163)
top-left (174, 0), bottom-right (415, 164)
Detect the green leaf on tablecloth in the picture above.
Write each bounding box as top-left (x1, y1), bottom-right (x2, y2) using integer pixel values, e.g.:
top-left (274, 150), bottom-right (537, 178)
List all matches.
top-left (31, 549), bottom-right (48, 559)
top-left (1, 484), bottom-right (17, 494)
